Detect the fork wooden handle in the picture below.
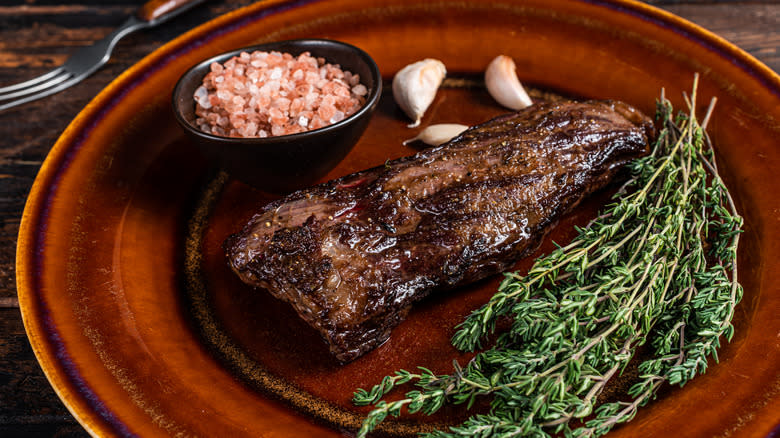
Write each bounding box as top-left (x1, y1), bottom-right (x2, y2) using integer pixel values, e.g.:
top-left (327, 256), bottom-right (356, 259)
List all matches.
top-left (137, 0), bottom-right (208, 24)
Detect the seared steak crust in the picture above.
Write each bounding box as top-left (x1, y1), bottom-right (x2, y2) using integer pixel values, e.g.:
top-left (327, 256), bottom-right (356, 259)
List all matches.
top-left (224, 100), bottom-right (654, 362)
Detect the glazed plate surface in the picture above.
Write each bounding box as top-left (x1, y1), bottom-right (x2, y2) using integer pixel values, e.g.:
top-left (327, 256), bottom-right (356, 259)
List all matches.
top-left (17, 0), bottom-right (780, 436)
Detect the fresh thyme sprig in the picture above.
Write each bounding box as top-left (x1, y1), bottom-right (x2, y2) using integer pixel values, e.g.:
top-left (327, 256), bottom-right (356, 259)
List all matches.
top-left (353, 76), bottom-right (743, 438)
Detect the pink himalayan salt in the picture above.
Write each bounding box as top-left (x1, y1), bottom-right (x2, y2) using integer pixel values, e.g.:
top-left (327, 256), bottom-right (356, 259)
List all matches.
top-left (193, 50), bottom-right (367, 138)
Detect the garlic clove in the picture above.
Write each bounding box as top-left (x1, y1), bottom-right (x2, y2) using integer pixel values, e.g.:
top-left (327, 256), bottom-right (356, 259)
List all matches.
top-left (403, 123), bottom-right (469, 146)
top-left (392, 59), bottom-right (447, 128)
top-left (485, 55), bottom-right (533, 110)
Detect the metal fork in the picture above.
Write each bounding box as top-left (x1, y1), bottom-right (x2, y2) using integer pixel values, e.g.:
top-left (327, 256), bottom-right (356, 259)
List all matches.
top-left (0, 0), bottom-right (209, 112)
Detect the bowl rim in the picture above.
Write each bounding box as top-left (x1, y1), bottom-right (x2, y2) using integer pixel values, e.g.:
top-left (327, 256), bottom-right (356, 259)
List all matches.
top-left (171, 38), bottom-right (383, 144)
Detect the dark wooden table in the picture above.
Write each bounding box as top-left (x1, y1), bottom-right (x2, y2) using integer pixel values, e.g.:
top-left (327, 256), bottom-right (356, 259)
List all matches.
top-left (0, 1), bottom-right (778, 436)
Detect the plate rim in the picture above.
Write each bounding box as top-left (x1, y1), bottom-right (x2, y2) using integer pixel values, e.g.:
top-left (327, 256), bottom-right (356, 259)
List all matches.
top-left (16, 0), bottom-right (780, 436)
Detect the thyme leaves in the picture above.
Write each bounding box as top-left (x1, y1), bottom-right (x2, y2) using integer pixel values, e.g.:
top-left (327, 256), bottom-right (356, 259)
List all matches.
top-left (354, 77), bottom-right (743, 438)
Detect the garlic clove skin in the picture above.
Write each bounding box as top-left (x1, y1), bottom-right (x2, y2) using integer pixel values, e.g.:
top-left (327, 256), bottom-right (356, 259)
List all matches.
top-left (485, 55), bottom-right (533, 110)
top-left (403, 123), bottom-right (469, 146)
top-left (392, 59), bottom-right (447, 128)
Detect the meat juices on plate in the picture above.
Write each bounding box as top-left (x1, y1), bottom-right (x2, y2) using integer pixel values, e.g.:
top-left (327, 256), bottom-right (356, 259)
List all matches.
top-left (225, 100), bottom-right (654, 362)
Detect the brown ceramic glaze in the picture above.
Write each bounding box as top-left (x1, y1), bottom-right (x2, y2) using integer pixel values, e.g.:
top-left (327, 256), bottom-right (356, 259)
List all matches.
top-left (16, 1), bottom-right (780, 437)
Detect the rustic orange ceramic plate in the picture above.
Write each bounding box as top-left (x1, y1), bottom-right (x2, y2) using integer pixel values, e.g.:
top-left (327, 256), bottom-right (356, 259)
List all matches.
top-left (17, 0), bottom-right (780, 437)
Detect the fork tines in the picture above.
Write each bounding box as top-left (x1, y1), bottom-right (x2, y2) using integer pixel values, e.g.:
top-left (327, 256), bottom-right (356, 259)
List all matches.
top-left (0, 68), bottom-right (77, 111)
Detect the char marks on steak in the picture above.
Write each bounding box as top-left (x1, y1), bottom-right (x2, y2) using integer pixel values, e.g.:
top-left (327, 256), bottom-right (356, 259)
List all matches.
top-left (224, 100), bottom-right (654, 362)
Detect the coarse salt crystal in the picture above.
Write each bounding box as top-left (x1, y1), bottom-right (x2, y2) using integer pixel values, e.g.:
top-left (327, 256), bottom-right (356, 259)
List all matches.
top-left (352, 84), bottom-right (368, 96)
top-left (194, 86), bottom-right (211, 109)
top-left (304, 92), bottom-right (319, 109)
top-left (274, 97), bottom-right (291, 111)
top-left (318, 104), bottom-right (336, 121)
top-left (304, 71), bottom-right (319, 84)
top-left (244, 121), bottom-right (258, 136)
top-left (290, 98), bottom-right (304, 116)
top-left (310, 116), bottom-right (326, 130)
top-left (330, 110), bottom-right (345, 124)
top-left (269, 107), bottom-right (285, 120)
top-left (295, 84), bottom-right (312, 96)
top-left (193, 50), bottom-right (367, 137)
top-left (271, 124), bottom-right (287, 136)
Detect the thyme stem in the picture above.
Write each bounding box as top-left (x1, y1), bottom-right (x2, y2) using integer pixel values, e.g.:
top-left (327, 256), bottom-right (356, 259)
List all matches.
top-left (353, 77), bottom-right (743, 438)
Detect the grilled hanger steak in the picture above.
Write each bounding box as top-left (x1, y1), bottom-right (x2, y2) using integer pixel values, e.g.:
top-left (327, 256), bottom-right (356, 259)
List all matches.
top-left (224, 100), bottom-right (653, 362)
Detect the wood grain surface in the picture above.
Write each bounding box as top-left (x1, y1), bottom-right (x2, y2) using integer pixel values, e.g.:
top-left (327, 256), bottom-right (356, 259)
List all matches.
top-left (0, 1), bottom-right (777, 436)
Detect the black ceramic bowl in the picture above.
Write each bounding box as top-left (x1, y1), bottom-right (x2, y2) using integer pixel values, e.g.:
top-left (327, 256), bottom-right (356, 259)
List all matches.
top-left (172, 39), bottom-right (382, 193)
